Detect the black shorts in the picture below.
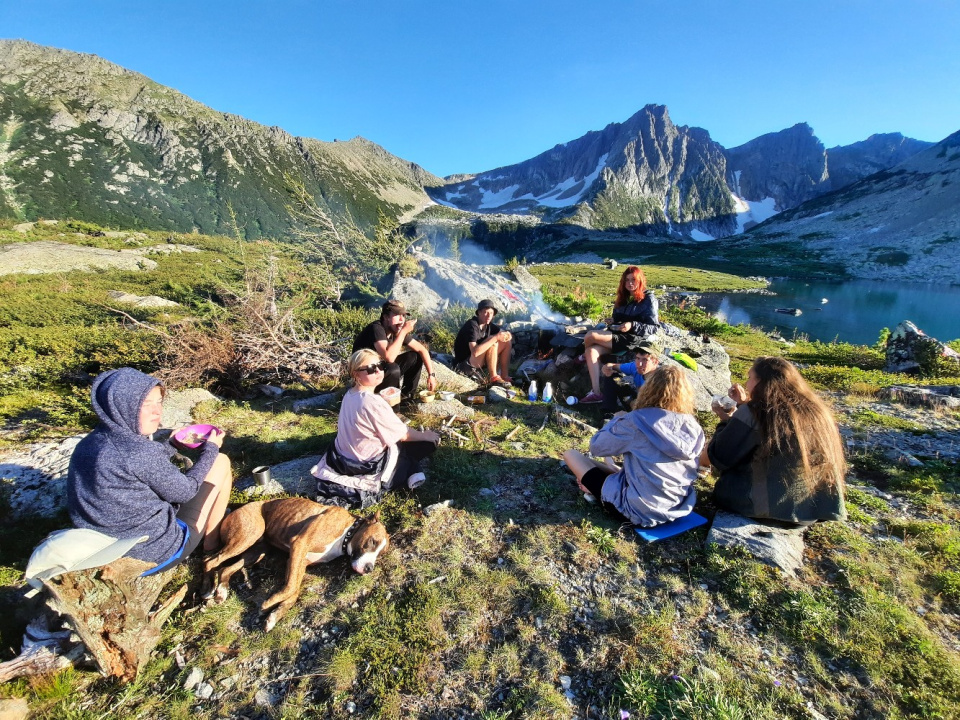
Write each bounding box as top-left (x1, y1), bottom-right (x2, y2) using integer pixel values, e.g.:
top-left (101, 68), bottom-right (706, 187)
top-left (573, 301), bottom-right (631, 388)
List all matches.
top-left (580, 467), bottom-right (631, 524)
top-left (580, 467), bottom-right (610, 498)
top-left (610, 331), bottom-right (639, 354)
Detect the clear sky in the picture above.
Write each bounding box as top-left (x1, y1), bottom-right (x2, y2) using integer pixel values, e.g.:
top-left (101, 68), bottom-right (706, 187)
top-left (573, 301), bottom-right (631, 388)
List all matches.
top-left (3, 0), bottom-right (959, 177)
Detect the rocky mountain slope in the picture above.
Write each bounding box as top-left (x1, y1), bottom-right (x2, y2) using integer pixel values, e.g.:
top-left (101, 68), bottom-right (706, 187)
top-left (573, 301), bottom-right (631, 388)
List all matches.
top-left (724, 129), bottom-right (960, 283)
top-left (0, 40), bottom-right (440, 237)
top-left (428, 106), bottom-right (932, 240)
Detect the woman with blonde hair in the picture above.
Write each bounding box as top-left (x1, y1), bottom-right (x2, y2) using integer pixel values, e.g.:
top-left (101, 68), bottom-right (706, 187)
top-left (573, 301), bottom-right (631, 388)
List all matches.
top-left (580, 265), bottom-right (660, 404)
top-left (707, 356), bottom-right (846, 525)
top-left (562, 365), bottom-right (704, 526)
top-left (313, 348), bottom-right (440, 508)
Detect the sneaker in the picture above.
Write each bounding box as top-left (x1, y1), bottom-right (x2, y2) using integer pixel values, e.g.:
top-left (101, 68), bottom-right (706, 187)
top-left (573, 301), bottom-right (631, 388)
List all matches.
top-left (580, 391), bottom-right (603, 404)
top-left (407, 472), bottom-right (426, 489)
top-left (489, 375), bottom-right (512, 388)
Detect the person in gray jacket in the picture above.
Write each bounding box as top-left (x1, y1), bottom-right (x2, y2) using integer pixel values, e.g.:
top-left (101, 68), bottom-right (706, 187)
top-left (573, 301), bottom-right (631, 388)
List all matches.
top-left (67, 367), bottom-right (233, 571)
top-left (562, 365), bottom-right (705, 526)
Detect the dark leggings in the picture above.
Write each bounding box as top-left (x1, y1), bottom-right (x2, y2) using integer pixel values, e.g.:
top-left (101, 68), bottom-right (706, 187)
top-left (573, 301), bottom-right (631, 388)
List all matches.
top-left (376, 350), bottom-right (424, 397)
top-left (387, 439), bottom-right (439, 489)
top-left (580, 467), bottom-right (631, 524)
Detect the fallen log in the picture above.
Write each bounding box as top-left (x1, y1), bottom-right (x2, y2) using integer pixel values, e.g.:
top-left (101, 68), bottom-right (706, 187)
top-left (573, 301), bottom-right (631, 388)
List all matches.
top-left (33, 557), bottom-right (187, 680)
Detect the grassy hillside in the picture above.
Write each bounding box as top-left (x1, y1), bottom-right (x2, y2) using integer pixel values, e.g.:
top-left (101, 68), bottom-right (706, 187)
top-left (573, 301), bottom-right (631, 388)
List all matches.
top-left (0, 40), bottom-right (438, 239)
top-left (1, 227), bottom-right (959, 719)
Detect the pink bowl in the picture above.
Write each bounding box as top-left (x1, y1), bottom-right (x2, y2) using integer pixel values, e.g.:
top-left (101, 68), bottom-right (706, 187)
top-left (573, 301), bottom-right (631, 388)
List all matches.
top-left (173, 423), bottom-right (220, 449)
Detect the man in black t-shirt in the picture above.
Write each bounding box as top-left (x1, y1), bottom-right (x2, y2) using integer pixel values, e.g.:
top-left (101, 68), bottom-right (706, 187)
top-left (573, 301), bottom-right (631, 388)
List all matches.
top-left (353, 300), bottom-right (438, 397)
top-left (453, 299), bottom-right (513, 386)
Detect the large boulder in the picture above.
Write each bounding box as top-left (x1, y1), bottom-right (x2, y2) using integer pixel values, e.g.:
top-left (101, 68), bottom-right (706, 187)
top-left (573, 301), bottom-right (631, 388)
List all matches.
top-left (885, 320), bottom-right (960, 374)
top-left (408, 251), bottom-right (535, 316)
top-left (658, 326), bottom-right (733, 412)
top-left (389, 275), bottom-right (445, 317)
top-left (421, 362), bottom-right (481, 393)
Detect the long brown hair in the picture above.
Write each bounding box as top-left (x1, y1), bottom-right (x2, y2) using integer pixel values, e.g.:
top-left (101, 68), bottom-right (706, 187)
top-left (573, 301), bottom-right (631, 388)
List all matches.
top-left (615, 266), bottom-right (647, 308)
top-left (749, 357), bottom-right (847, 494)
top-left (632, 365), bottom-right (694, 415)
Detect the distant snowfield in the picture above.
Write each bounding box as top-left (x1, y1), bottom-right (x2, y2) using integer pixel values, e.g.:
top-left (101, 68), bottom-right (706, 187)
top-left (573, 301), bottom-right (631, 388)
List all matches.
top-left (689, 229), bottom-right (715, 242)
top-left (730, 169), bottom-right (779, 235)
top-left (443, 154), bottom-right (609, 211)
top-left (733, 194), bottom-right (778, 234)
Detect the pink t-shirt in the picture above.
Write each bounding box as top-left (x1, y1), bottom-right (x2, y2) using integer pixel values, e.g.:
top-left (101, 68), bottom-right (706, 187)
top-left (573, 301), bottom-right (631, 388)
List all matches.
top-left (334, 387), bottom-right (408, 462)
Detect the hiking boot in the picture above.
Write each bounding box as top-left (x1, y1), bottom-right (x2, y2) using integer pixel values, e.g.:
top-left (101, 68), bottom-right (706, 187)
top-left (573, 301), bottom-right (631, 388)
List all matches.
top-left (580, 391), bottom-right (603, 404)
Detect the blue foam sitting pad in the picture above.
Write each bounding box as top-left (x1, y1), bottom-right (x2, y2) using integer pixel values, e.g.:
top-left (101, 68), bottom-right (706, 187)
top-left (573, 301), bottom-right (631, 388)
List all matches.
top-left (634, 511), bottom-right (708, 542)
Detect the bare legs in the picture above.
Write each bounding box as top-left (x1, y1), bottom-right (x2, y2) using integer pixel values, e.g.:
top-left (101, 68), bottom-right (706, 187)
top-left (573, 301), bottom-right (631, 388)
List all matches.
top-left (583, 330), bottom-right (614, 395)
top-left (472, 337), bottom-right (513, 380)
top-left (195, 454), bottom-right (234, 553)
top-left (561, 449), bottom-right (618, 494)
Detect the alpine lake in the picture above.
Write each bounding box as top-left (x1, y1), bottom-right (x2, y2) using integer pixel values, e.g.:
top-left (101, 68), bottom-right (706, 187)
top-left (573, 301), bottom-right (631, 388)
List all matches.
top-left (695, 278), bottom-right (960, 345)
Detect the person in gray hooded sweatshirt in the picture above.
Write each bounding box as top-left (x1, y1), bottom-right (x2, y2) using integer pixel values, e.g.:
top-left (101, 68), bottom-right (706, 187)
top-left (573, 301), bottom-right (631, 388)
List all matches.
top-left (562, 365), bottom-right (704, 526)
top-left (67, 367), bottom-right (233, 570)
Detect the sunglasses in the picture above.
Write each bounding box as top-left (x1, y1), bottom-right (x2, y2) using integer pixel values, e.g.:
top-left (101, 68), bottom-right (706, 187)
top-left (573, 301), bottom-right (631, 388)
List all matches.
top-left (357, 363), bottom-right (385, 375)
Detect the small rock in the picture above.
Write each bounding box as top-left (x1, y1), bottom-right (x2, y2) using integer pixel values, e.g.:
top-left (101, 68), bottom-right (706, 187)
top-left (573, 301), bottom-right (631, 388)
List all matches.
top-left (183, 666), bottom-right (204, 691)
top-left (424, 500), bottom-right (453, 516)
top-left (254, 688), bottom-right (278, 708)
top-left (255, 384), bottom-right (284, 398)
top-left (346, 701), bottom-right (357, 714)
top-left (560, 675), bottom-right (572, 690)
top-left (488, 386), bottom-right (510, 403)
top-left (195, 682), bottom-right (215, 700)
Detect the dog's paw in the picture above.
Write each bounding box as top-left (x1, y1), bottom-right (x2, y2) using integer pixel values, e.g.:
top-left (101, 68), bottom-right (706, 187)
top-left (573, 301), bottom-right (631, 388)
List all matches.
top-left (213, 585), bottom-right (230, 604)
top-left (264, 610), bottom-right (280, 633)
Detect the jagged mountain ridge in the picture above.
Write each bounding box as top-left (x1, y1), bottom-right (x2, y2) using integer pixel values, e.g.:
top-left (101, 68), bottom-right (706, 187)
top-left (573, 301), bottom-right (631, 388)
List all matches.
top-left (429, 106), bottom-right (933, 239)
top-left (0, 40), bottom-right (440, 237)
top-left (429, 105), bottom-right (737, 237)
top-left (725, 129), bottom-right (960, 284)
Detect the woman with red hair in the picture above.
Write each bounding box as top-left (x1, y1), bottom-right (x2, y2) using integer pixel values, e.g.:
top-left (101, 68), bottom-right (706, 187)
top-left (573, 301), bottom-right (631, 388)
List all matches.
top-left (580, 265), bottom-right (660, 404)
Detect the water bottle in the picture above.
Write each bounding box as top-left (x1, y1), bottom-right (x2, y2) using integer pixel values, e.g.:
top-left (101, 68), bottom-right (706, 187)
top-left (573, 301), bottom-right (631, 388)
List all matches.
top-left (527, 380), bottom-right (538, 402)
top-left (542, 382), bottom-right (553, 403)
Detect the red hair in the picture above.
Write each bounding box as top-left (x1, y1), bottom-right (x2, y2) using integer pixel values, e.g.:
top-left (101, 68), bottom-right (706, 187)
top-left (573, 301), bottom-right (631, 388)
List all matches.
top-left (615, 266), bottom-right (647, 307)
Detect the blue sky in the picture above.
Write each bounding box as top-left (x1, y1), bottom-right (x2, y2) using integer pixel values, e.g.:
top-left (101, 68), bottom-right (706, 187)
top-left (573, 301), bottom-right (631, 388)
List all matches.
top-left (4, 0), bottom-right (959, 177)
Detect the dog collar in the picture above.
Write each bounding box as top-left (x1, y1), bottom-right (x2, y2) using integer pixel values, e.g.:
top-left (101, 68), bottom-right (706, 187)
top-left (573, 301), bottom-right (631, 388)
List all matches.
top-left (341, 517), bottom-right (364, 556)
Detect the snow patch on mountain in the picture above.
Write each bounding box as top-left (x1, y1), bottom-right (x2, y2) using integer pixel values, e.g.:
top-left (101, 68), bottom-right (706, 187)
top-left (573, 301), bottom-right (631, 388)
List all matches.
top-left (690, 229), bottom-right (715, 242)
top-left (728, 170), bottom-right (779, 234)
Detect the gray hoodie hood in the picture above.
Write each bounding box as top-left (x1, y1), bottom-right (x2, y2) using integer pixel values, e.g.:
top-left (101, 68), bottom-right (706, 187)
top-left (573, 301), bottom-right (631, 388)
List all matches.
top-left (91, 367), bottom-right (162, 437)
top-left (626, 407), bottom-right (704, 461)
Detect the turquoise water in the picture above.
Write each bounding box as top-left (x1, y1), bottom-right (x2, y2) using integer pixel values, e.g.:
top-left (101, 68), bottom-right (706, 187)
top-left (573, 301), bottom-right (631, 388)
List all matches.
top-left (696, 279), bottom-right (960, 345)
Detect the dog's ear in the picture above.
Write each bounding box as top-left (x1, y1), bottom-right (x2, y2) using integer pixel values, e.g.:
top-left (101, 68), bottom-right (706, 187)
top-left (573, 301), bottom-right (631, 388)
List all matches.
top-left (372, 510), bottom-right (382, 523)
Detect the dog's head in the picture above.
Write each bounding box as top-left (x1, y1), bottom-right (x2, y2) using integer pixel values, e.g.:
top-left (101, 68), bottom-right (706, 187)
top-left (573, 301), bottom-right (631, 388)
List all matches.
top-left (348, 511), bottom-right (390, 575)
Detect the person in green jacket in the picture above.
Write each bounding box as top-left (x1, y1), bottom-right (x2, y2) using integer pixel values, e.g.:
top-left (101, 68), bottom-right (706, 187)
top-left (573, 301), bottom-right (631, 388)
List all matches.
top-left (707, 356), bottom-right (847, 526)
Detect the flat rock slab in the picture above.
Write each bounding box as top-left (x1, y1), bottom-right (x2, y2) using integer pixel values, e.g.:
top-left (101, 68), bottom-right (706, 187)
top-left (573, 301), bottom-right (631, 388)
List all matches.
top-left (422, 363), bottom-right (480, 393)
top-left (107, 290), bottom-right (179, 308)
top-left (706, 511), bottom-right (806, 576)
top-left (411, 399), bottom-right (476, 419)
top-left (0, 241), bottom-right (158, 275)
top-left (161, 388), bottom-right (220, 429)
top-left (237, 456), bottom-right (317, 497)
